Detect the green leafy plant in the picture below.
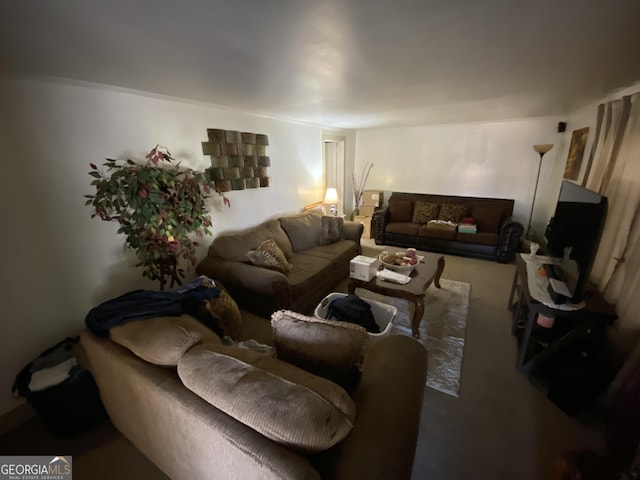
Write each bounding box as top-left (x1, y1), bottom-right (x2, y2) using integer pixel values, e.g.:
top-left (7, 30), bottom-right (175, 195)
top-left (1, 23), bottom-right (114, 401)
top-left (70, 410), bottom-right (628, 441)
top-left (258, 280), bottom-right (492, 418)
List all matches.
top-left (85, 145), bottom-right (228, 290)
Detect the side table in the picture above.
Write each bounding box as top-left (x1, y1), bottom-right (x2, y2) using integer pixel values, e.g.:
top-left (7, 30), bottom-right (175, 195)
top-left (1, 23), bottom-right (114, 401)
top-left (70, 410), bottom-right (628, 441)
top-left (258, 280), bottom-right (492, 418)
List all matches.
top-left (508, 254), bottom-right (617, 373)
top-left (349, 252), bottom-right (445, 338)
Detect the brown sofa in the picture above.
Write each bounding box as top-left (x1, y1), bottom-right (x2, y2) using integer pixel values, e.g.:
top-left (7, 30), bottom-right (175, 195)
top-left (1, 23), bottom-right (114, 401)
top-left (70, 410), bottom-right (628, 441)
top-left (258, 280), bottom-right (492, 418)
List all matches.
top-left (79, 310), bottom-right (428, 480)
top-left (196, 208), bottom-right (363, 317)
top-left (373, 192), bottom-right (524, 263)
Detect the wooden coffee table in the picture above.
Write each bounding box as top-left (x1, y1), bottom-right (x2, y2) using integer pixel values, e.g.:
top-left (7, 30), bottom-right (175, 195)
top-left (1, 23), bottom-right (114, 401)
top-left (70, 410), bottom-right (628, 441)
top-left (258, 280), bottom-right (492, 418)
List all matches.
top-left (348, 252), bottom-right (445, 338)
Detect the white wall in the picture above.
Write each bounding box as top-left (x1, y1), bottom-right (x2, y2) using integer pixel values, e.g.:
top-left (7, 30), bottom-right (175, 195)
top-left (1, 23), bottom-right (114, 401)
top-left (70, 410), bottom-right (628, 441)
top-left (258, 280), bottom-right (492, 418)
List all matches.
top-left (0, 74), bottom-right (331, 417)
top-left (354, 118), bottom-right (564, 236)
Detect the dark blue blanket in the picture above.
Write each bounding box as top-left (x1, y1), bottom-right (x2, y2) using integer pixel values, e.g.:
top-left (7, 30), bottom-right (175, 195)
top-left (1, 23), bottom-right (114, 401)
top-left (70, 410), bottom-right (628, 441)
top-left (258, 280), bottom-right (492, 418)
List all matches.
top-left (85, 287), bottom-right (220, 337)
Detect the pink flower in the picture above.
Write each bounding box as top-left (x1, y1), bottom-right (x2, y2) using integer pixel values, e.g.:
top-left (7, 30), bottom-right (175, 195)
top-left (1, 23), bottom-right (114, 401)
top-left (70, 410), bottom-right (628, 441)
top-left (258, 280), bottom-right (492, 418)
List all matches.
top-left (138, 188), bottom-right (148, 198)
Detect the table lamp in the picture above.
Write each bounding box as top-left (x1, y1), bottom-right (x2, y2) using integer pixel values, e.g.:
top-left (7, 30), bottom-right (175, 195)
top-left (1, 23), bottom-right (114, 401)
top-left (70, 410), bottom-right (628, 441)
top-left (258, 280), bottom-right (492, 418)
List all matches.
top-left (323, 188), bottom-right (339, 216)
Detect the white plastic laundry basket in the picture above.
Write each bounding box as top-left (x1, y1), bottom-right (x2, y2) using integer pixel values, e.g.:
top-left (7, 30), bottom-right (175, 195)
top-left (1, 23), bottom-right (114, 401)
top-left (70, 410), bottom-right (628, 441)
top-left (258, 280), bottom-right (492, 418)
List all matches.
top-left (314, 292), bottom-right (397, 341)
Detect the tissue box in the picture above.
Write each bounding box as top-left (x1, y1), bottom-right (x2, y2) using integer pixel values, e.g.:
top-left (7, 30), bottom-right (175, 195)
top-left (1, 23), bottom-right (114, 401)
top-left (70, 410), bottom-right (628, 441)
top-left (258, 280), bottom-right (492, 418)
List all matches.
top-left (350, 255), bottom-right (380, 282)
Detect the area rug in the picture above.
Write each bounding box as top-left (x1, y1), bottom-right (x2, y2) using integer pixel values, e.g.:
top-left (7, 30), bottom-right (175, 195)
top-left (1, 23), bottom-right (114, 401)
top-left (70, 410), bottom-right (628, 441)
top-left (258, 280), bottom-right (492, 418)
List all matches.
top-left (350, 279), bottom-right (471, 398)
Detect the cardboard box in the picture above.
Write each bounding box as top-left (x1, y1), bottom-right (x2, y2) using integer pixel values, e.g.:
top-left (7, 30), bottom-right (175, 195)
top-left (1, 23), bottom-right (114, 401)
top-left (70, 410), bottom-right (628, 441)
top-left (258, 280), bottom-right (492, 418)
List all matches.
top-left (350, 255), bottom-right (381, 282)
top-left (359, 205), bottom-right (376, 217)
top-left (354, 215), bottom-right (372, 238)
top-left (361, 190), bottom-right (383, 207)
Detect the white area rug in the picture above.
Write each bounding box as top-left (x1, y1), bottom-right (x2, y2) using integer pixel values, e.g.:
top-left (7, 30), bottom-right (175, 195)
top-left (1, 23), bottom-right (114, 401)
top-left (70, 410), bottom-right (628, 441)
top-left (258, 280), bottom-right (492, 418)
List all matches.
top-left (355, 279), bottom-right (471, 397)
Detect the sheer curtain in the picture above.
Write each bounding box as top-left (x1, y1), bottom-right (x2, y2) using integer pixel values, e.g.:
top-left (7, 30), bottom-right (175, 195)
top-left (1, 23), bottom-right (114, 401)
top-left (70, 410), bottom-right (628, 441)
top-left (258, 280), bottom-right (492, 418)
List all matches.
top-left (586, 92), bottom-right (640, 352)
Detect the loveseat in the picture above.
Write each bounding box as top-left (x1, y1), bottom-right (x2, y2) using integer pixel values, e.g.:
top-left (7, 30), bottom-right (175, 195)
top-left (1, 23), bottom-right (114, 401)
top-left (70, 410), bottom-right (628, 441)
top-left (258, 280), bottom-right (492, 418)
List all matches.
top-left (78, 308), bottom-right (428, 480)
top-left (196, 208), bottom-right (363, 317)
top-left (373, 192), bottom-right (524, 263)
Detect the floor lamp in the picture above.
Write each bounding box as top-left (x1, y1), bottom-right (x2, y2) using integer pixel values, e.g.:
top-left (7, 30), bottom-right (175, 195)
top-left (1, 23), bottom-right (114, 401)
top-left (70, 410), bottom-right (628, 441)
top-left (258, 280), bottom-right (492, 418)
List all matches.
top-left (527, 144), bottom-right (554, 240)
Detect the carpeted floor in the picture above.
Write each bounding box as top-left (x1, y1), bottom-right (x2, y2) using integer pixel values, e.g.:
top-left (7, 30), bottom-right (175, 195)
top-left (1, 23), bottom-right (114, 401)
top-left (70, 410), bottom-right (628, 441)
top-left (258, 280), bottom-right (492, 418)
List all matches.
top-left (337, 276), bottom-right (470, 397)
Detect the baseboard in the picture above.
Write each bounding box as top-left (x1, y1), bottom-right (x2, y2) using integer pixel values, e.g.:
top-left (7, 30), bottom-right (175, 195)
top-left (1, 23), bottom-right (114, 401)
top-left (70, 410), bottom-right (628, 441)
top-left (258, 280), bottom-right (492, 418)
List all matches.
top-left (0, 402), bottom-right (35, 436)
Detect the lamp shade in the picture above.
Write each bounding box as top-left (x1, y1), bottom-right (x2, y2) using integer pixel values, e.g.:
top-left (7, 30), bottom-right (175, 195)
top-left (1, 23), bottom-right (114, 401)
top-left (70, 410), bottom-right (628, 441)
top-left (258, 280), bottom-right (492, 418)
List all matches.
top-left (533, 144), bottom-right (554, 155)
top-left (323, 188), bottom-right (339, 204)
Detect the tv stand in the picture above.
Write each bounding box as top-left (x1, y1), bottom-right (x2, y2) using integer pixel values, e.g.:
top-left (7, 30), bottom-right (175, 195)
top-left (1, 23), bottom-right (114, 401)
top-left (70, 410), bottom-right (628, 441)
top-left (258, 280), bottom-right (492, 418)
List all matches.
top-left (508, 254), bottom-right (617, 373)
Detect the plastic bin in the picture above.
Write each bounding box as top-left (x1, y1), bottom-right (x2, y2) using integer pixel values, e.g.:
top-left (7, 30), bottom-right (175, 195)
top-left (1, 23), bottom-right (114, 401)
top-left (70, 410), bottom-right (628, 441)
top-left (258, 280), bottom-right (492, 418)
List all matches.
top-left (12, 337), bottom-right (108, 438)
top-left (314, 292), bottom-right (397, 341)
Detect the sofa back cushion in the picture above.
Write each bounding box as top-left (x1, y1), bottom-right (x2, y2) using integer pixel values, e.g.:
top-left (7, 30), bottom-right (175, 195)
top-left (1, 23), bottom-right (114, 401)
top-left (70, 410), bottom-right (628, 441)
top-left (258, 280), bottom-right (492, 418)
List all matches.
top-left (279, 208), bottom-right (323, 252)
top-left (177, 343), bottom-right (356, 452)
top-left (271, 310), bottom-right (368, 391)
top-left (388, 198), bottom-right (414, 223)
top-left (110, 314), bottom-right (221, 366)
top-left (211, 219), bottom-right (293, 262)
top-left (471, 205), bottom-right (506, 232)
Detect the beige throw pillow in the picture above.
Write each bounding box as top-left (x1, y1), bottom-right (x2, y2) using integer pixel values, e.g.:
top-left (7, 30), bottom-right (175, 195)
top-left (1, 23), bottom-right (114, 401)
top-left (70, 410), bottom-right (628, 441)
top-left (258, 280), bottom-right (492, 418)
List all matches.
top-left (271, 310), bottom-right (368, 391)
top-left (177, 343), bottom-right (356, 452)
top-left (110, 314), bottom-right (221, 366)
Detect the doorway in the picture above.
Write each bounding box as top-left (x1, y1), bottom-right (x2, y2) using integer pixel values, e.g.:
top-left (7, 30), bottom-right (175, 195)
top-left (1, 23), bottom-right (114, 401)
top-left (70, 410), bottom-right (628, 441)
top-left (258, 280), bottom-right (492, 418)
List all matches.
top-left (322, 134), bottom-right (346, 216)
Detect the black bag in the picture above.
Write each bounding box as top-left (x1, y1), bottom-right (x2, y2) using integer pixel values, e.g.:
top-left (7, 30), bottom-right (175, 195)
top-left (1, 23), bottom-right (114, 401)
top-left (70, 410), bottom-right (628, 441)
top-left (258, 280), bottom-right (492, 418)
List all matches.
top-left (12, 337), bottom-right (107, 438)
top-left (326, 294), bottom-right (380, 333)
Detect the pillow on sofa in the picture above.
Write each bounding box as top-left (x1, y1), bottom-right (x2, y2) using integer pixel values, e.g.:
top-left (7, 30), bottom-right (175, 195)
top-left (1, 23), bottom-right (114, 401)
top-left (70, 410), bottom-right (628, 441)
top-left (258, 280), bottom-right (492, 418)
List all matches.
top-left (279, 209), bottom-right (323, 252)
top-left (438, 203), bottom-right (468, 223)
top-left (177, 343), bottom-right (356, 452)
top-left (388, 199), bottom-right (414, 223)
top-left (271, 310), bottom-right (368, 391)
top-left (318, 216), bottom-right (344, 245)
top-left (202, 284), bottom-right (242, 339)
top-left (412, 201), bottom-right (440, 223)
top-left (246, 238), bottom-right (293, 274)
top-left (110, 314), bottom-right (221, 366)
top-left (472, 205), bottom-right (505, 232)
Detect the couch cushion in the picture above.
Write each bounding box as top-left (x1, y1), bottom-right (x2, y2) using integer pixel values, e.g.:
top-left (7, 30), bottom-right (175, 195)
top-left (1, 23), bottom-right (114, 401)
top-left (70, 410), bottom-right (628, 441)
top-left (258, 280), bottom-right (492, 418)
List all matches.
top-left (419, 222), bottom-right (457, 240)
top-left (388, 199), bottom-right (414, 223)
top-left (299, 240), bottom-right (358, 271)
top-left (110, 314), bottom-right (221, 366)
top-left (271, 310), bottom-right (368, 391)
top-left (177, 343), bottom-right (356, 452)
top-left (318, 216), bottom-right (344, 245)
top-left (286, 253), bottom-right (334, 298)
top-left (279, 209), bottom-right (323, 253)
top-left (412, 201), bottom-right (440, 223)
top-left (212, 219), bottom-right (293, 262)
top-left (246, 238), bottom-right (293, 274)
top-left (455, 231), bottom-right (499, 246)
top-left (471, 205), bottom-right (505, 232)
top-left (438, 203), bottom-right (468, 223)
top-left (386, 222), bottom-right (420, 236)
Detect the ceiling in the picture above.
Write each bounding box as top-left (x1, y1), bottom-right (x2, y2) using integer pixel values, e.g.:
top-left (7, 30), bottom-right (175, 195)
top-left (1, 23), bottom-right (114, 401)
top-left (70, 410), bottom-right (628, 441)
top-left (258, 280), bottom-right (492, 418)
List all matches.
top-left (2, 0), bottom-right (639, 129)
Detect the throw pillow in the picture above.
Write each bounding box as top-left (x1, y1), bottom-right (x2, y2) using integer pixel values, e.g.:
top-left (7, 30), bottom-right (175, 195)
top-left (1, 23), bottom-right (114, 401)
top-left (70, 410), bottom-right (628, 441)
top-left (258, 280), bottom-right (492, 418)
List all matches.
top-left (270, 310), bottom-right (368, 391)
top-left (178, 343), bottom-right (356, 452)
top-left (388, 199), bottom-right (414, 223)
top-left (438, 203), bottom-right (468, 223)
top-left (412, 201), bottom-right (440, 223)
top-left (110, 314), bottom-right (222, 366)
top-left (201, 284), bottom-right (242, 339)
top-left (246, 238), bottom-right (293, 274)
top-left (318, 216), bottom-right (344, 245)
top-left (471, 205), bottom-right (505, 232)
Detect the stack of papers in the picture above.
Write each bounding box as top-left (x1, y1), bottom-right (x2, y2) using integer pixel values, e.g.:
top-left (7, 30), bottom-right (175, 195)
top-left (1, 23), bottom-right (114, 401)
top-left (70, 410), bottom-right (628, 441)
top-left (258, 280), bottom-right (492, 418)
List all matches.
top-left (376, 268), bottom-right (412, 284)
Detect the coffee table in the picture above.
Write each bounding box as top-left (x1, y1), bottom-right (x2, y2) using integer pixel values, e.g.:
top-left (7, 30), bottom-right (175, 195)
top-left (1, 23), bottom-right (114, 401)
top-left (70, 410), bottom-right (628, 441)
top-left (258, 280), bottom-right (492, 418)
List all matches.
top-left (348, 252), bottom-right (445, 338)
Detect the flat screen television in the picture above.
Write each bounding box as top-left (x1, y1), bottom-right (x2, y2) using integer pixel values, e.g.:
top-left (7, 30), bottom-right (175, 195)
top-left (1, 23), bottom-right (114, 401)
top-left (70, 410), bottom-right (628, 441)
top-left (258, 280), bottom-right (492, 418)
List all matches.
top-left (544, 180), bottom-right (608, 303)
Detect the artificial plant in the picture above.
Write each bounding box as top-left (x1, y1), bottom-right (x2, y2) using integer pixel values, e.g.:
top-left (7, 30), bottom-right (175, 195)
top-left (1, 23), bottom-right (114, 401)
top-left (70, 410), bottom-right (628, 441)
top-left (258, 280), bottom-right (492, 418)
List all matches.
top-left (85, 145), bottom-right (228, 290)
top-left (350, 162), bottom-right (374, 220)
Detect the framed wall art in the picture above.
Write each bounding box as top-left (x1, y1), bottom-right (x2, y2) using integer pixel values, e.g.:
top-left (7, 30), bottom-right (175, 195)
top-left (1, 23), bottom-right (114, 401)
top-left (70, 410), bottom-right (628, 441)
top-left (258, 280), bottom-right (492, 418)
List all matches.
top-left (564, 127), bottom-right (589, 182)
